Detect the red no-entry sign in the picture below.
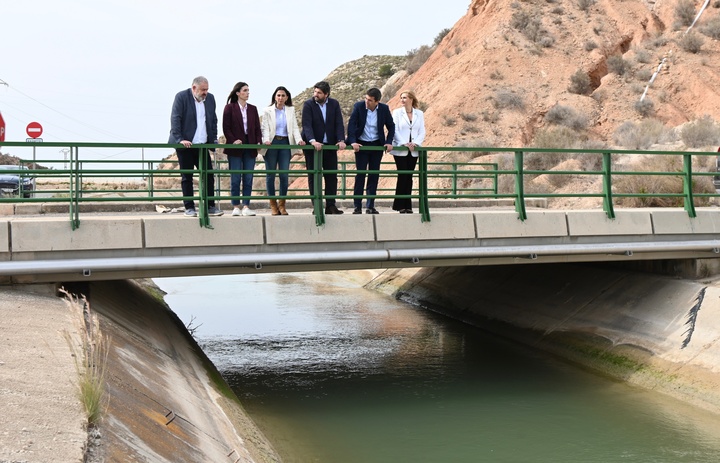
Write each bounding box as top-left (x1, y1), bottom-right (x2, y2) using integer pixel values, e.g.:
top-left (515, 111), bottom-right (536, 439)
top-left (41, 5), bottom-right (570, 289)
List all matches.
top-left (0, 112), bottom-right (6, 142)
top-left (26, 121), bottom-right (43, 139)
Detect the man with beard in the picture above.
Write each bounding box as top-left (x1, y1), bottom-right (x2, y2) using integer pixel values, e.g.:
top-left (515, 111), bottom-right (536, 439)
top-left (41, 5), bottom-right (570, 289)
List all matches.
top-left (301, 81), bottom-right (346, 214)
top-left (169, 76), bottom-right (223, 217)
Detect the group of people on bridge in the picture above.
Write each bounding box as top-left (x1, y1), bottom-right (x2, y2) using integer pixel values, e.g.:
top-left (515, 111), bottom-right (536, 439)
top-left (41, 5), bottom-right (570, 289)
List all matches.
top-left (168, 77), bottom-right (426, 218)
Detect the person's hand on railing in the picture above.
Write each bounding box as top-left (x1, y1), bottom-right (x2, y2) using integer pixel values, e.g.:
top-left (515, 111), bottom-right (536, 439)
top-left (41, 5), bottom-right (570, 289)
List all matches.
top-left (180, 140), bottom-right (192, 148)
top-left (312, 141), bottom-right (323, 151)
top-left (233, 140), bottom-right (243, 145)
top-left (337, 141), bottom-right (347, 150)
top-left (351, 142), bottom-right (362, 152)
top-left (406, 142), bottom-right (417, 151)
top-left (383, 143), bottom-right (393, 152)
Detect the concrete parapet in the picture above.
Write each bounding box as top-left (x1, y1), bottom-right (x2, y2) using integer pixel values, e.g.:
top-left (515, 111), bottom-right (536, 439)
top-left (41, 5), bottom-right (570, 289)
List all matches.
top-left (652, 209), bottom-right (720, 234)
top-left (10, 217), bottom-right (143, 252)
top-left (0, 221), bottom-right (8, 253)
top-left (143, 216), bottom-right (264, 248)
top-left (266, 214), bottom-right (375, 244)
top-left (475, 210), bottom-right (568, 238)
top-left (566, 210), bottom-right (653, 236)
top-left (375, 212), bottom-right (475, 241)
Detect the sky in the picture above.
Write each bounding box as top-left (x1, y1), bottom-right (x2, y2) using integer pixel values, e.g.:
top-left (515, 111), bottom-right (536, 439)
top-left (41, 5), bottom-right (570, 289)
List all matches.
top-left (0, 0), bottom-right (469, 164)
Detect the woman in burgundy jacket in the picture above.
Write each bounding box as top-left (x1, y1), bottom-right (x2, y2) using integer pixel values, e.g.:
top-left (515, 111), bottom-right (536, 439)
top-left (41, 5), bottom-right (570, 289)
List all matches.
top-left (223, 82), bottom-right (262, 216)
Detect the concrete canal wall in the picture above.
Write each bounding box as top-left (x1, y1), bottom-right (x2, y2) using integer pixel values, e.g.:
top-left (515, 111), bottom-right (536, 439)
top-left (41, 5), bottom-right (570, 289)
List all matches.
top-left (366, 262), bottom-right (720, 414)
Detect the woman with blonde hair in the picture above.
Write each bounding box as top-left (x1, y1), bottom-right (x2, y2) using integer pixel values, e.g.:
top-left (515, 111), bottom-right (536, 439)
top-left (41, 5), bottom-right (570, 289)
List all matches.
top-left (391, 90), bottom-right (426, 213)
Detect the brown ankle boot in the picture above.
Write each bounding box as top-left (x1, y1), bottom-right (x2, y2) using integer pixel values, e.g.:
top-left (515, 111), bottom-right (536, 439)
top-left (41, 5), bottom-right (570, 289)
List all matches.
top-left (278, 199), bottom-right (288, 215)
top-left (269, 199), bottom-right (280, 216)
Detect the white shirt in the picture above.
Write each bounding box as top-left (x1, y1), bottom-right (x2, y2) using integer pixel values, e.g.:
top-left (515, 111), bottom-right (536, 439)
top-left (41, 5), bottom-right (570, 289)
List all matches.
top-left (192, 98), bottom-right (207, 144)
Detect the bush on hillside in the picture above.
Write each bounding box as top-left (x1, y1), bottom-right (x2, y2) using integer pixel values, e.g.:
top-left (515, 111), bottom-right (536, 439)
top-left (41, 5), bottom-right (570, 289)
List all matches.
top-left (434, 28), bottom-right (451, 46)
top-left (568, 69), bottom-right (592, 94)
top-left (493, 88), bottom-right (525, 110)
top-left (679, 31), bottom-right (704, 53)
top-left (674, 0), bottom-right (697, 28)
top-left (700, 17), bottom-right (720, 39)
top-left (545, 105), bottom-right (589, 131)
top-left (634, 98), bottom-right (655, 117)
top-left (607, 55), bottom-right (630, 75)
top-left (406, 45), bottom-right (434, 74)
top-left (613, 119), bottom-right (668, 149)
top-left (680, 115), bottom-right (720, 148)
top-left (614, 154), bottom-right (715, 207)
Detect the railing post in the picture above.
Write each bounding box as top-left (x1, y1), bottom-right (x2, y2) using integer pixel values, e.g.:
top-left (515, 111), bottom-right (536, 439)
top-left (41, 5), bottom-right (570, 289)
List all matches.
top-left (514, 151), bottom-right (527, 221)
top-left (492, 162), bottom-right (499, 196)
top-left (313, 149), bottom-right (325, 226)
top-left (602, 152), bottom-right (615, 219)
top-left (70, 147), bottom-right (80, 230)
top-left (451, 162), bottom-right (458, 196)
top-left (683, 153), bottom-right (697, 218)
top-left (197, 147), bottom-right (210, 228)
top-left (419, 149), bottom-right (430, 222)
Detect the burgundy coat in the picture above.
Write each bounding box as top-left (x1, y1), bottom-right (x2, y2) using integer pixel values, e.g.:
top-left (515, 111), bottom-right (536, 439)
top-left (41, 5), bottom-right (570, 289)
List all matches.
top-left (222, 102), bottom-right (262, 156)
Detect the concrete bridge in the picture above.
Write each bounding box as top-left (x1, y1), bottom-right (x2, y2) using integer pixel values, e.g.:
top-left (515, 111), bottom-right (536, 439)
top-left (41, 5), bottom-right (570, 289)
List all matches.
top-left (2, 204), bottom-right (720, 284)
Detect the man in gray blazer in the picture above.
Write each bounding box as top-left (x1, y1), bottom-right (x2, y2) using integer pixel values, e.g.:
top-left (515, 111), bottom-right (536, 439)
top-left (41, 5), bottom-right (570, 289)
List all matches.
top-left (168, 76), bottom-right (223, 217)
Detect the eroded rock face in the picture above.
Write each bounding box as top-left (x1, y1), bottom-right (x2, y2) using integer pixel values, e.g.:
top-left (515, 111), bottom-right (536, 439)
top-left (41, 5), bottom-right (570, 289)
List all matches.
top-left (387, 0), bottom-right (720, 149)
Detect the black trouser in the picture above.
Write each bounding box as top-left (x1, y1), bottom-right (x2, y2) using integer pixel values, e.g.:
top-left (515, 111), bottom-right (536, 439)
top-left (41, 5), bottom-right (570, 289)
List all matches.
top-left (304, 149), bottom-right (338, 206)
top-left (393, 154), bottom-right (418, 211)
top-left (177, 147), bottom-right (216, 210)
top-left (353, 139), bottom-right (384, 209)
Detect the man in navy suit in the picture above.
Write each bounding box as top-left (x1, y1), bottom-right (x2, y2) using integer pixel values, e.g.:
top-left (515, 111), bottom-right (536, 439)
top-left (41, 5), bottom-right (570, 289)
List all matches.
top-left (346, 87), bottom-right (395, 214)
top-left (168, 76), bottom-right (223, 217)
top-left (301, 81), bottom-right (347, 215)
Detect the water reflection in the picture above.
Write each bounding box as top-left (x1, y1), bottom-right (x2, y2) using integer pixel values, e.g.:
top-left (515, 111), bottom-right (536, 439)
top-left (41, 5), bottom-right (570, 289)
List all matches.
top-left (155, 273), bottom-right (720, 463)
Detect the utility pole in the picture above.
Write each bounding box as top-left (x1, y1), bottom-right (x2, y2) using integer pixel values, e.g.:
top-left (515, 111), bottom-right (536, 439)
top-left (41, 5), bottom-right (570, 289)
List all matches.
top-left (59, 148), bottom-right (70, 171)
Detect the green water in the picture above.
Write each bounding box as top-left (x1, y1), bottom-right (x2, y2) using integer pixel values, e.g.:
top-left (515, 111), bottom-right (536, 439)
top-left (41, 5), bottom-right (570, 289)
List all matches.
top-left (156, 272), bottom-right (720, 462)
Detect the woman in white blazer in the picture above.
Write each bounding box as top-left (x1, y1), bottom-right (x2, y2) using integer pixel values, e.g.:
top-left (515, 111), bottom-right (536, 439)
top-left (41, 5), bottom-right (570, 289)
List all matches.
top-left (260, 86), bottom-right (305, 215)
top-left (391, 90), bottom-right (426, 213)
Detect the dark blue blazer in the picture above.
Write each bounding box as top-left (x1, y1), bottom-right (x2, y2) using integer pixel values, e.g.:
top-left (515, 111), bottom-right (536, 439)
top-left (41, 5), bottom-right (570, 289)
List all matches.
top-left (168, 88), bottom-right (218, 144)
top-left (346, 101), bottom-right (395, 145)
top-left (301, 97), bottom-right (345, 145)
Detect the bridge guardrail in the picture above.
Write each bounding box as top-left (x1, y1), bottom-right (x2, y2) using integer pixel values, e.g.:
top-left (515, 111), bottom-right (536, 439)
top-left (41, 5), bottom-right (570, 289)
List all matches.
top-left (0, 141), bottom-right (718, 228)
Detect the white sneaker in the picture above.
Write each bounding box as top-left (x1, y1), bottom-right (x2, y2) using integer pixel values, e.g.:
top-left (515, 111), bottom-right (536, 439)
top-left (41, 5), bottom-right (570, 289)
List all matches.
top-left (232, 207), bottom-right (241, 217)
top-left (242, 206), bottom-right (256, 216)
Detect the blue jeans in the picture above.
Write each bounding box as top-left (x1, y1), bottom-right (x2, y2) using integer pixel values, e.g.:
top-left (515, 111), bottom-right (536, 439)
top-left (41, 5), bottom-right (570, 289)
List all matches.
top-left (264, 137), bottom-right (291, 197)
top-left (228, 151), bottom-right (256, 206)
top-left (353, 140), bottom-right (384, 208)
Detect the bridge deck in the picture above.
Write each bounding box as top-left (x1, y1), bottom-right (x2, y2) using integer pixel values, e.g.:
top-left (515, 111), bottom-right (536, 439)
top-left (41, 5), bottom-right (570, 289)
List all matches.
top-left (2, 205), bottom-right (720, 283)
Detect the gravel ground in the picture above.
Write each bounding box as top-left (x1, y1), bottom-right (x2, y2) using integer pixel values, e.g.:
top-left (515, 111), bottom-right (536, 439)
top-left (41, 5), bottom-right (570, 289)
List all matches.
top-left (0, 287), bottom-right (86, 463)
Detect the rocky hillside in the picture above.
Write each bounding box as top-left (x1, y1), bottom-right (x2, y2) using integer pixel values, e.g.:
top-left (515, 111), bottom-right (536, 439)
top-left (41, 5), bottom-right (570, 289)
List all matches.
top-left (385, 0), bottom-right (720, 151)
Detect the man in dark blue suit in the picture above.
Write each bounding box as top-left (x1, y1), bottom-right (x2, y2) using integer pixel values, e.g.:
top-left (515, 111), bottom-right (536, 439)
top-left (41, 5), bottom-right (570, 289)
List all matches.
top-left (346, 88), bottom-right (395, 214)
top-left (301, 81), bottom-right (347, 215)
top-left (168, 76), bottom-right (223, 217)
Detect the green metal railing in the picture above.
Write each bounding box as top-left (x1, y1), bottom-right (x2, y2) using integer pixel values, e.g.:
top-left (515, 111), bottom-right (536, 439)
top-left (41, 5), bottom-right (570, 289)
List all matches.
top-left (0, 141), bottom-right (718, 229)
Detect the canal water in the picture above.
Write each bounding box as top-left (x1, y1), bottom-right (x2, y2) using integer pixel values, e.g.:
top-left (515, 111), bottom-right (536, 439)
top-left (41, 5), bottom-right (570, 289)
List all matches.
top-left (155, 272), bottom-right (720, 463)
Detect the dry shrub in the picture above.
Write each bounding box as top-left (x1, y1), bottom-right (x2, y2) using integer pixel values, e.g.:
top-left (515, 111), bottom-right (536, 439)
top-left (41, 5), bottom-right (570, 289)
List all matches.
top-left (679, 31), bottom-right (704, 53)
top-left (493, 88), bottom-right (525, 110)
top-left (526, 126), bottom-right (579, 171)
top-left (607, 55), bottom-right (630, 75)
top-left (613, 119), bottom-right (668, 149)
top-left (674, 0), bottom-right (696, 29)
top-left (406, 45), bottom-right (434, 74)
top-left (681, 115), bottom-right (720, 148)
top-left (634, 98), bottom-right (655, 117)
top-left (545, 104), bottom-right (589, 130)
top-left (568, 69), bottom-right (591, 94)
top-left (700, 17), bottom-right (720, 39)
top-left (614, 154), bottom-right (716, 207)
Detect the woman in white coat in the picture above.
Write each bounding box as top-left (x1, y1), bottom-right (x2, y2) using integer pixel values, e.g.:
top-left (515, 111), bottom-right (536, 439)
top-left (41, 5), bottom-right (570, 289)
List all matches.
top-left (391, 90), bottom-right (426, 213)
top-left (260, 86), bottom-right (305, 215)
